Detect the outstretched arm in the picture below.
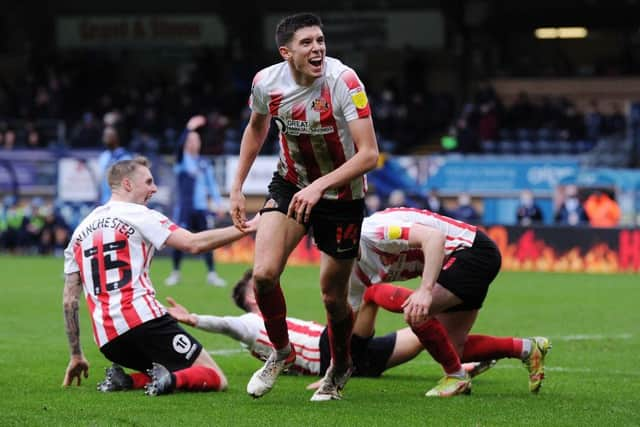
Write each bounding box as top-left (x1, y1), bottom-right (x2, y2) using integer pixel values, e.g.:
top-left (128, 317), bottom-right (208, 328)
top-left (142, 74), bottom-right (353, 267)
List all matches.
top-left (62, 272), bottom-right (90, 386)
top-left (165, 297), bottom-right (257, 345)
top-left (165, 213), bottom-right (259, 254)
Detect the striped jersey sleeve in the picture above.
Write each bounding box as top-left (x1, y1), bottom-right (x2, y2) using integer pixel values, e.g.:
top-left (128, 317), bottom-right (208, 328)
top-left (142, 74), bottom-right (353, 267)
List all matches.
top-left (333, 69), bottom-right (371, 121)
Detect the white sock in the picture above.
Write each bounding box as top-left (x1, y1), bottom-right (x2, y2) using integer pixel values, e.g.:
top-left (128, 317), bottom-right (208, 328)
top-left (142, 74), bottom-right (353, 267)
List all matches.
top-left (521, 339), bottom-right (532, 359)
top-left (276, 344), bottom-right (292, 360)
top-left (449, 367), bottom-right (468, 379)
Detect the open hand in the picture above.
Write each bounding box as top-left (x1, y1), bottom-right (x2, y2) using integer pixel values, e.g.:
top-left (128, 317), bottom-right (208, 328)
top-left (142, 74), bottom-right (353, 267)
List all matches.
top-left (62, 355), bottom-right (90, 387)
top-left (166, 297), bottom-right (197, 326)
top-left (230, 190), bottom-right (248, 231)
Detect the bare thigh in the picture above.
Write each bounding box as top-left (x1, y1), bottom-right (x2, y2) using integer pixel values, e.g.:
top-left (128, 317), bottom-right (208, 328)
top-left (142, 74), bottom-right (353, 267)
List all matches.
top-left (428, 283), bottom-right (464, 315)
top-left (253, 211), bottom-right (306, 289)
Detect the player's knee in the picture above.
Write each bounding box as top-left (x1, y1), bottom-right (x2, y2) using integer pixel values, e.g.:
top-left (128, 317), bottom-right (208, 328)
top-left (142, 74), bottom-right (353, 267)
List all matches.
top-left (252, 267), bottom-right (279, 291)
top-left (322, 292), bottom-right (348, 316)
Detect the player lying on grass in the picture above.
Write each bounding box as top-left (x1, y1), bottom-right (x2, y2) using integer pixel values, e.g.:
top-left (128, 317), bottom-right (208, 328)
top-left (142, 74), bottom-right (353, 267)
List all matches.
top-left (350, 207), bottom-right (552, 397)
top-left (62, 157), bottom-right (258, 396)
top-left (124, 269), bottom-right (491, 390)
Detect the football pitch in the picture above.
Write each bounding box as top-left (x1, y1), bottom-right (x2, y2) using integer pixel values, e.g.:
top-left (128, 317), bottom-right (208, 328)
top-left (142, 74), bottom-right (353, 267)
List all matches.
top-left (1, 255), bottom-right (638, 426)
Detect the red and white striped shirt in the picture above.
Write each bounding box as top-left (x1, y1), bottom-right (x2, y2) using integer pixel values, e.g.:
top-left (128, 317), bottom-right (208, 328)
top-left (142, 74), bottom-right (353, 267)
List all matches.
top-left (250, 56), bottom-right (371, 200)
top-left (63, 201), bottom-right (177, 347)
top-left (195, 312), bottom-right (324, 375)
top-left (352, 208), bottom-right (477, 291)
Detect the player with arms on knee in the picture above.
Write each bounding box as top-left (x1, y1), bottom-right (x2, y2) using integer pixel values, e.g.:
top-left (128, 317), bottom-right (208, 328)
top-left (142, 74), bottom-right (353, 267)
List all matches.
top-left (230, 12), bottom-right (379, 401)
top-left (62, 157), bottom-right (258, 396)
top-left (350, 207), bottom-right (551, 397)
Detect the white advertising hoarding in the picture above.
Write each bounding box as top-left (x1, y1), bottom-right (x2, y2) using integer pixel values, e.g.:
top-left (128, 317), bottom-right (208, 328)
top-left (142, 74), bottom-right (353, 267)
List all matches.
top-left (57, 158), bottom-right (100, 202)
top-left (225, 156), bottom-right (279, 195)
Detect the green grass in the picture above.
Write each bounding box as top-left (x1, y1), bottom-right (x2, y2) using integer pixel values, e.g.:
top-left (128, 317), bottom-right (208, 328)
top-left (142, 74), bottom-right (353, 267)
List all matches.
top-left (1, 255), bottom-right (639, 426)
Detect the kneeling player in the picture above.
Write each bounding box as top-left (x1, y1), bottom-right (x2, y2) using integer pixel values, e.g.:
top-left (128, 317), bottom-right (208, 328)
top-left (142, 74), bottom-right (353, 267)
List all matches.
top-left (61, 157), bottom-right (258, 395)
top-left (349, 207), bottom-right (551, 397)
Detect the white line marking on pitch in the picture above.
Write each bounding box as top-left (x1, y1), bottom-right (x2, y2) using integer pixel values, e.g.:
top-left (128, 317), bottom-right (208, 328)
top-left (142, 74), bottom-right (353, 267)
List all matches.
top-left (555, 333), bottom-right (632, 341)
top-left (208, 348), bottom-right (246, 356)
top-left (496, 364), bottom-right (640, 376)
top-left (207, 333), bottom-right (633, 357)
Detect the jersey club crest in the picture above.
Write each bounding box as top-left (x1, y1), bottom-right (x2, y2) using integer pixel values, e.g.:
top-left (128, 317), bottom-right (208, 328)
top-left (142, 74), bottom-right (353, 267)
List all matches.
top-left (311, 98), bottom-right (329, 113)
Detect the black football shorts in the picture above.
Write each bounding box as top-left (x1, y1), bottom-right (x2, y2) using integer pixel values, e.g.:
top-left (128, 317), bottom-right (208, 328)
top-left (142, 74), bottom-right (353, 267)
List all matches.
top-left (100, 314), bottom-right (203, 372)
top-left (437, 229), bottom-right (502, 312)
top-left (319, 327), bottom-right (397, 377)
top-left (261, 172), bottom-right (365, 259)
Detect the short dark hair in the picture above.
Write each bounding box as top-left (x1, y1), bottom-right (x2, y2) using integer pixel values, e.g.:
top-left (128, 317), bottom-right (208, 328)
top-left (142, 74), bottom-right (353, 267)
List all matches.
top-left (275, 13), bottom-right (323, 47)
top-left (232, 269), bottom-right (253, 312)
top-left (107, 156), bottom-right (150, 189)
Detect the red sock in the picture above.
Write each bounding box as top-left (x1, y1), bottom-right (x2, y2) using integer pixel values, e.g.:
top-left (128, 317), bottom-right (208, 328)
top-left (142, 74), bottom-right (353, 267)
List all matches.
top-left (130, 372), bottom-right (151, 389)
top-left (255, 282), bottom-right (290, 350)
top-left (174, 366), bottom-right (223, 391)
top-left (327, 309), bottom-right (354, 370)
top-left (411, 318), bottom-right (462, 374)
top-left (462, 335), bottom-right (523, 362)
top-left (363, 283), bottom-right (413, 313)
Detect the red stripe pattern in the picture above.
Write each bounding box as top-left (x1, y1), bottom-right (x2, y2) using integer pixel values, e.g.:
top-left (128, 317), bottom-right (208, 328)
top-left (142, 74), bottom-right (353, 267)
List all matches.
top-left (340, 70), bottom-right (371, 118)
top-left (248, 314), bottom-right (324, 375)
top-left (320, 82), bottom-right (353, 199)
top-left (248, 58), bottom-right (368, 200)
top-left (292, 102), bottom-right (322, 182)
top-left (355, 208), bottom-right (478, 285)
top-left (65, 204), bottom-right (174, 347)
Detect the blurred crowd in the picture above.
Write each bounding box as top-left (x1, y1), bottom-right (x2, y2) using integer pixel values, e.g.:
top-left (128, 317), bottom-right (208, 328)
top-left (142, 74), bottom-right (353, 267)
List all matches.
top-left (0, 50), bottom-right (459, 156)
top-left (0, 195), bottom-right (71, 255)
top-left (364, 184), bottom-right (621, 229)
top-left (448, 84), bottom-right (628, 154)
top-left (0, 49), bottom-right (633, 157)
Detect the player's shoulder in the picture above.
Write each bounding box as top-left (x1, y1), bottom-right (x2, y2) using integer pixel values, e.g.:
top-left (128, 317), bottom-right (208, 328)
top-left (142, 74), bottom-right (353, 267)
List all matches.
top-left (252, 61), bottom-right (288, 89)
top-left (364, 208), bottom-right (413, 230)
top-left (105, 201), bottom-right (162, 226)
top-left (107, 201), bottom-right (150, 215)
top-left (324, 57), bottom-right (361, 84)
top-left (241, 312), bottom-right (264, 328)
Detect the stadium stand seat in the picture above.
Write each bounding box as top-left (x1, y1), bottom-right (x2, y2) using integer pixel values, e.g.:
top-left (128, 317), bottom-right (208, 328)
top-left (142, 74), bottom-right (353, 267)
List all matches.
top-left (481, 139), bottom-right (497, 154)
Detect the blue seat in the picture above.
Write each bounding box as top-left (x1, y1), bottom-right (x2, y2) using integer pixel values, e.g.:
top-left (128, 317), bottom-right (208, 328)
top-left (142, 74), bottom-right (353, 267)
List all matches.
top-left (498, 139), bottom-right (518, 154)
top-left (575, 140), bottom-right (594, 153)
top-left (557, 141), bottom-right (573, 154)
top-left (536, 139), bottom-right (556, 154)
top-left (518, 140), bottom-right (535, 154)
top-left (516, 128), bottom-right (534, 142)
top-left (481, 139), bottom-right (497, 154)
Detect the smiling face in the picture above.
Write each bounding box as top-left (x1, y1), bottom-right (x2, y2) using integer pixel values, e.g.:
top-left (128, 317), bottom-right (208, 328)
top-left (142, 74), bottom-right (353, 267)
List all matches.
top-left (117, 164), bottom-right (157, 205)
top-left (279, 25), bottom-right (325, 86)
top-left (130, 165), bottom-right (157, 205)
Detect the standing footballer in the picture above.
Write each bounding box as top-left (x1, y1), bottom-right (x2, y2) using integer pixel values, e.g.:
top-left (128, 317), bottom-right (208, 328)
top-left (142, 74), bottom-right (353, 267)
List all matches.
top-left (230, 12), bottom-right (379, 401)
